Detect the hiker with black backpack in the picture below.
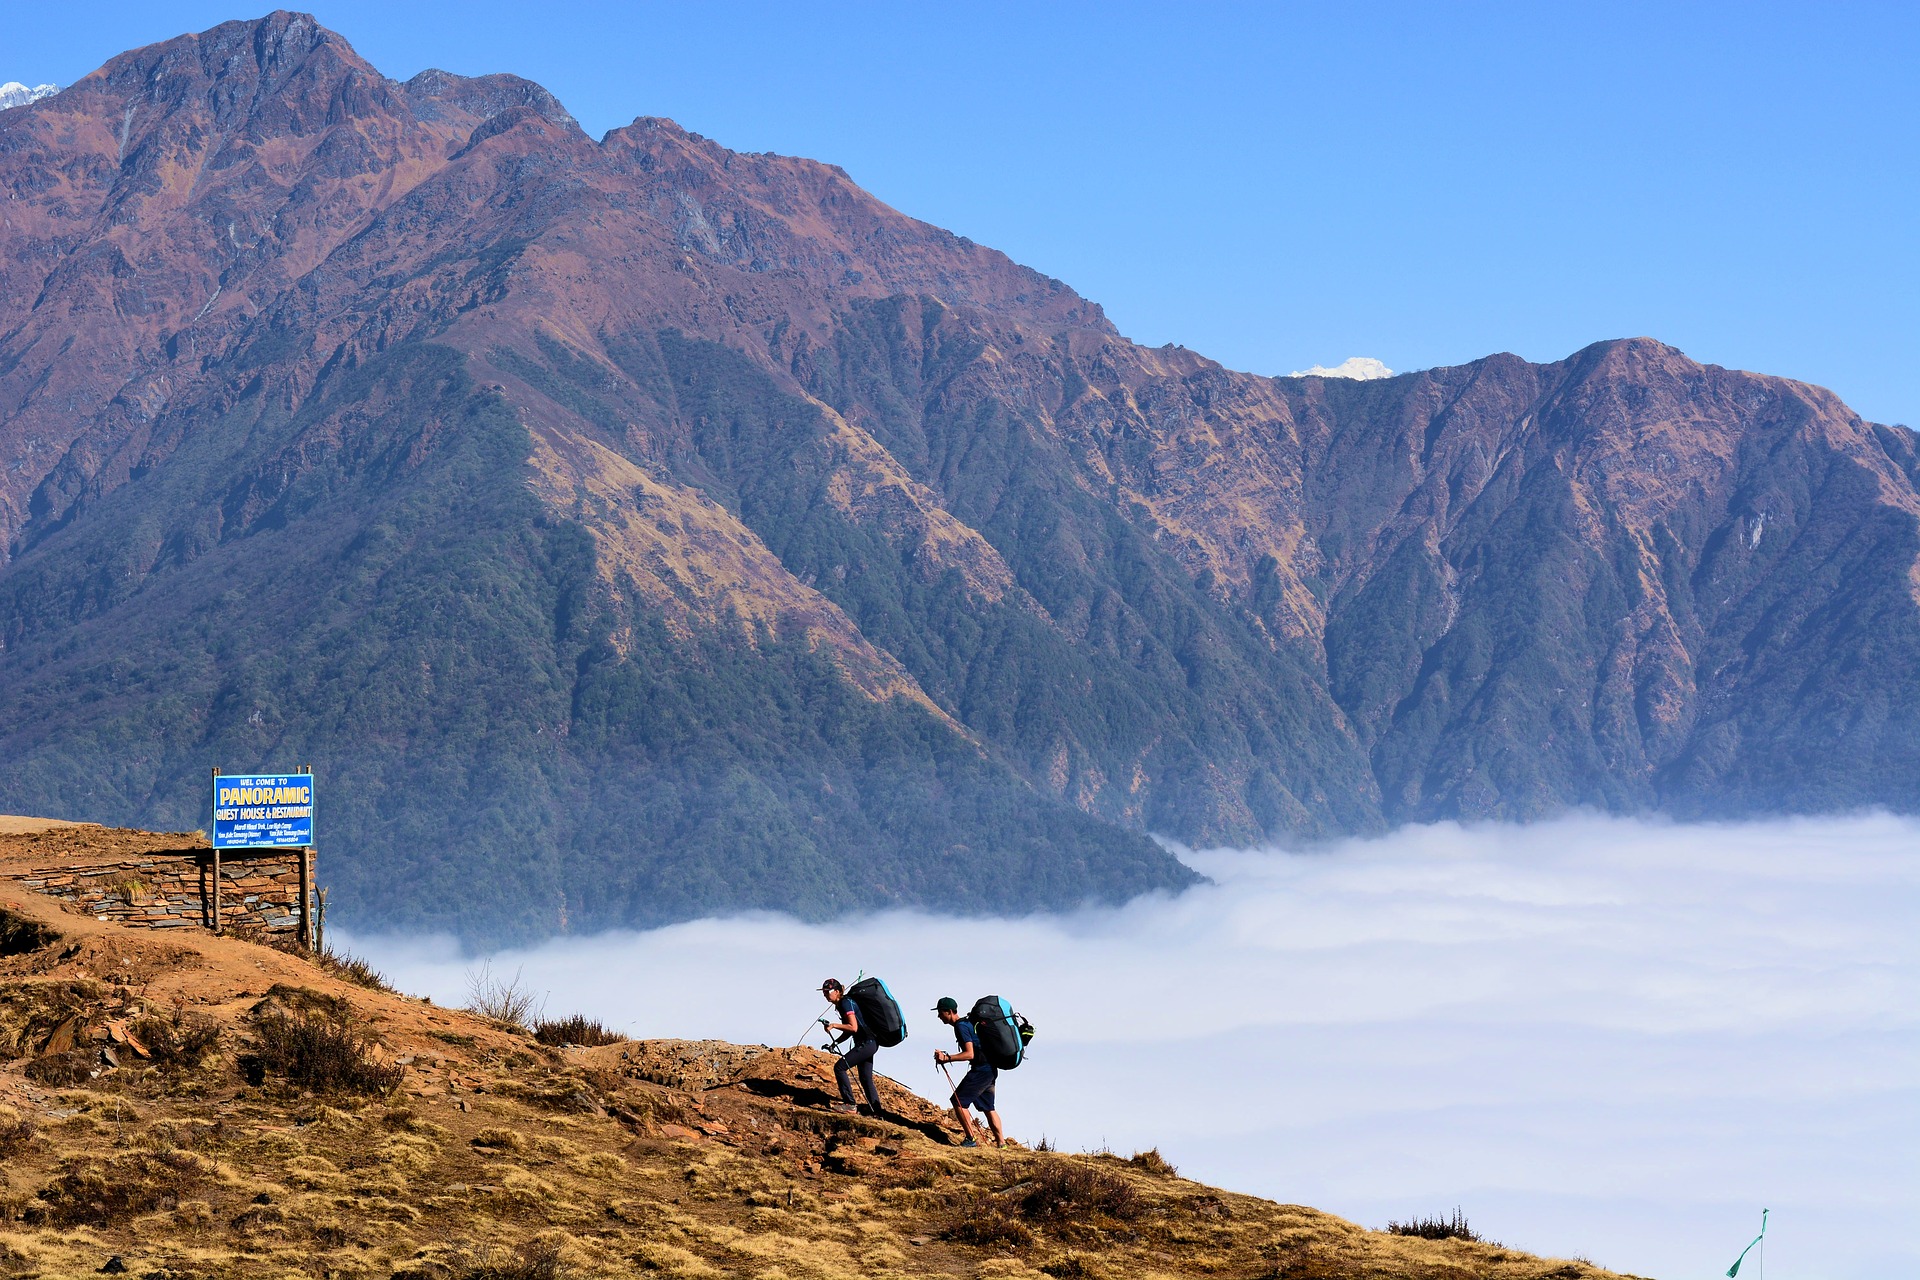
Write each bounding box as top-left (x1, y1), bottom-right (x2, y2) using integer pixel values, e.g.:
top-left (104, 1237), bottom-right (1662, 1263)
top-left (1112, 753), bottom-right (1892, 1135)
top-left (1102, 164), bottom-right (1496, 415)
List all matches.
top-left (818, 977), bottom-right (888, 1120)
top-left (933, 996), bottom-right (1006, 1148)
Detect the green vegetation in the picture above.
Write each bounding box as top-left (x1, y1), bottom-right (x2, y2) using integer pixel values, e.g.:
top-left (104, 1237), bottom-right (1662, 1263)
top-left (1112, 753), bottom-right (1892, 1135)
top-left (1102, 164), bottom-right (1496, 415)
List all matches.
top-left (0, 340), bottom-right (1191, 943)
top-left (1, 302), bottom-right (1916, 946)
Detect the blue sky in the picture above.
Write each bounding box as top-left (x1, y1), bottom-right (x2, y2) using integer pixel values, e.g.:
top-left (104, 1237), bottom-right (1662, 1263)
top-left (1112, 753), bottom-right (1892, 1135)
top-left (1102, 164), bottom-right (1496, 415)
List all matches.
top-left (10, 2), bottom-right (1917, 424)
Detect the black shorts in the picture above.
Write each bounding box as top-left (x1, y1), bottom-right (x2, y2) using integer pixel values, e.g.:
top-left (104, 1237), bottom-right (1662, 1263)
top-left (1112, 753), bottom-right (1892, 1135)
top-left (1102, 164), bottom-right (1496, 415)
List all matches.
top-left (954, 1064), bottom-right (997, 1112)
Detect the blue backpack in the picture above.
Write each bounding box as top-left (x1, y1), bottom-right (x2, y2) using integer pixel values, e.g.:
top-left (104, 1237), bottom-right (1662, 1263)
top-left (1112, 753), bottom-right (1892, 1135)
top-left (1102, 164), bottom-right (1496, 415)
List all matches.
top-left (968, 995), bottom-right (1035, 1070)
top-left (848, 977), bottom-right (908, 1047)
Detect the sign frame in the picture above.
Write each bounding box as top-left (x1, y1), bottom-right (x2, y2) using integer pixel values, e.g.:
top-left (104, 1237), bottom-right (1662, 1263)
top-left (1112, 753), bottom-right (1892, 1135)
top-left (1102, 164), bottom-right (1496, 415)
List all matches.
top-left (211, 770), bottom-right (315, 850)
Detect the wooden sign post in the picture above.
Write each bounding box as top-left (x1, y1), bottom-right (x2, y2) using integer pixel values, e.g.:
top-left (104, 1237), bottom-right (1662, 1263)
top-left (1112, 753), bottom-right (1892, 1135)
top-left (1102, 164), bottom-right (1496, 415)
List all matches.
top-left (209, 766), bottom-right (223, 935)
top-left (298, 762), bottom-right (312, 951)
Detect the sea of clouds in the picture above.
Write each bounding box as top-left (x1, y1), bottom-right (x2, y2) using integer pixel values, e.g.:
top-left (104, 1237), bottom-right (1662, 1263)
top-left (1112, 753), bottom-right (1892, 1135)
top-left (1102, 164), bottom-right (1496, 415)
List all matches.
top-left (344, 812), bottom-right (1919, 1280)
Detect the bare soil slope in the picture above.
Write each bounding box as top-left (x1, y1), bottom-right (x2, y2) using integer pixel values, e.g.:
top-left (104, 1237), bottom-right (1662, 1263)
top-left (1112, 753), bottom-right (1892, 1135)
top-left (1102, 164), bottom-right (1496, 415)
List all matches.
top-left (0, 878), bottom-right (1639, 1279)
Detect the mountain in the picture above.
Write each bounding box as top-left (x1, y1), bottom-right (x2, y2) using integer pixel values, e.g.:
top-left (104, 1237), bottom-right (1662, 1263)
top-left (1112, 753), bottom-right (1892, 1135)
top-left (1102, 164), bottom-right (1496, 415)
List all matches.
top-left (0, 870), bottom-right (1636, 1279)
top-left (0, 83), bottom-right (58, 111)
top-left (2, 13), bottom-right (1917, 940)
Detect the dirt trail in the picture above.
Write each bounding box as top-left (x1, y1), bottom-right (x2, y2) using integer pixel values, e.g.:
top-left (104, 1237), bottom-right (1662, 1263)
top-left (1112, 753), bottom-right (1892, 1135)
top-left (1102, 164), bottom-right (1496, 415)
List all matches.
top-left (0, 816), bottom-right (91, 836)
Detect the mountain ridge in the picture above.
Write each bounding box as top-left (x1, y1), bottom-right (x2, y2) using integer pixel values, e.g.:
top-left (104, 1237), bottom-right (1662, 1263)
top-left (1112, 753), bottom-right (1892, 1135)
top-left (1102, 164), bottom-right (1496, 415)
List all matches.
top-left (1, 14), bottom-right (1916, 939)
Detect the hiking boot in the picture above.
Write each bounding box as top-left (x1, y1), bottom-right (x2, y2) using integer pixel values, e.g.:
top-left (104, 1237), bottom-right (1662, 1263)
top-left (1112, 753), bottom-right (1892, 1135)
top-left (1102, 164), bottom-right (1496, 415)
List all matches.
top-left (828, 1102), bottom-right (858, 1115)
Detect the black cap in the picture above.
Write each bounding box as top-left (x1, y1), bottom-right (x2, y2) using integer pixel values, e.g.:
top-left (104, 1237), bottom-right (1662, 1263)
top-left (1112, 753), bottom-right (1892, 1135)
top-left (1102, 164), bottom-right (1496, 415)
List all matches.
top-left (933, 997), bottom-right (958, 1013)
top-left (821, 978), bottom-right (841, 994)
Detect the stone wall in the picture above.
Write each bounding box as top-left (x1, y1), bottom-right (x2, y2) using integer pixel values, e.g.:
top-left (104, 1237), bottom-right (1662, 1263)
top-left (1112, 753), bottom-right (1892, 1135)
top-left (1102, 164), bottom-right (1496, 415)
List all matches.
top-left (6, 849), bottom-right (307, 935)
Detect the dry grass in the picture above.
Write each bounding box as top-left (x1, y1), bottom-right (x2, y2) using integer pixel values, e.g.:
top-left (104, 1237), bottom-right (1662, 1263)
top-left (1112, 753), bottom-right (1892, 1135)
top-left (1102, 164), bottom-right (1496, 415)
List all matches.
top-left (305, 942), bottom-right (397, 994)
top-left (22, 1050), bottom-right (93, 1086)
top-left (238, 925), bottom-right (398, 994)
top-left (449, 1238), bottom-right (566, 1279)
top-left (0, 907), bottom-right (59, 957)
top-left (26, 1149), bottom-right (209, 1227)
top-left (0, 1107), bottom-right (34, 1158)
top-left (0, 893), bottom-right (1641, 1280)
top-left (1013, 1155), bottom-right (1146, 1223)
top-left (532, 1013), bottom-right (624, 1047)
top-left (0, 979), bottom-right (103, 1058)
top-left (1127, 1146), bottom-right (1177, 1177)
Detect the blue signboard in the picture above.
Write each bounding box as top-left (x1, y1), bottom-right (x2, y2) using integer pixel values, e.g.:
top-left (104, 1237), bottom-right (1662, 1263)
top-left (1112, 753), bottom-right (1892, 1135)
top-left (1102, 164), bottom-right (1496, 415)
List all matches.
top-left (212, 773), bottom-right (314, 849)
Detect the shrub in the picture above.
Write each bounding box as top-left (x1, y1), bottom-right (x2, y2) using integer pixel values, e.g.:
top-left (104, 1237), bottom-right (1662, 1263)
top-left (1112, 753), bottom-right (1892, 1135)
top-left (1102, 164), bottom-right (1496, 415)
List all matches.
top-left (532, 1014), bottom-right (623, 1047)
top-left (241, 927), bottom-right (397, 994)
top-left (130, 1005), bottom-right (222, 1071)
top-left (0, 980), bottom-right (103, 1059)
top-left (1013, 1158), bottom-right (1144, 1223)
top-left (465, 962), bottom-right (544, 1031)
top-left (30, 1150), bottom-right (208, 1227)
top-left (454, 1238), bottom-right (565, 1279)
top-left (0, 1112), bottom-right (36, 1158)
top-left (248, 1009), bottom-right (404, 1096)
top-left (0, 907), bottom-right (59, 957)
top-left (25, 1051), bottom-right (93, 1086)
top-left (1128, 1147), bottom-right (1177, 1177)
top-left (941, 1196), bottom-right (1035, 1248)
top-left (1386, 1207), bottom-right (1482, 1241)
top-left (311, 944), bottom-right (397, 993)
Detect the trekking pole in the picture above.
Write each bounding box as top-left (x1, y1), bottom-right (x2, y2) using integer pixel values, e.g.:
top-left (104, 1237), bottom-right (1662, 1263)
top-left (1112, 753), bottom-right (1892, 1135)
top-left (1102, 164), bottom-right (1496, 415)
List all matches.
top-left (794, 1008), bottom-right (833, 1048)
top-left (794, 969), bottom-right (863, 1047)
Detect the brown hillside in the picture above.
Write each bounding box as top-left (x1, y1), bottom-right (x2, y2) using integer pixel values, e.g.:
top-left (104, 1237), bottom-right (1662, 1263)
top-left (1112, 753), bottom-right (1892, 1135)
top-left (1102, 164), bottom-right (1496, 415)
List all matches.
top-left (0, 862), bottom-right (1639, 1279)
top-left (7, 14), bottom-right (1915, 942)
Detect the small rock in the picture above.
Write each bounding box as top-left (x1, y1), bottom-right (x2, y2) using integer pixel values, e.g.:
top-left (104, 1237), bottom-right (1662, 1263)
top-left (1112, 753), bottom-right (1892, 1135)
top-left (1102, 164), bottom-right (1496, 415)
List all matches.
top-left (99, 1258), bottom-right (128, 1274)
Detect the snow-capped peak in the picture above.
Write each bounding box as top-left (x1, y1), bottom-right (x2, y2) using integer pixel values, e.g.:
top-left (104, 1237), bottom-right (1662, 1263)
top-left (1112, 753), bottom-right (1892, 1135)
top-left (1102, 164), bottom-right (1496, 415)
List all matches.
top-left (0, 82), bottom-right (59, 111)
top-left (1285, 356), bottom-right (1395, 381)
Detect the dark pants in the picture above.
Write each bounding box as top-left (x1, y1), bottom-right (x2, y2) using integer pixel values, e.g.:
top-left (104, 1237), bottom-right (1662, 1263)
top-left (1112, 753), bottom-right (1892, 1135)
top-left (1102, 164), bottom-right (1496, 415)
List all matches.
top-left (954, 1063), bottom-right (998, 1113)
top-left (834, 1038), bottom-right (880, 1112)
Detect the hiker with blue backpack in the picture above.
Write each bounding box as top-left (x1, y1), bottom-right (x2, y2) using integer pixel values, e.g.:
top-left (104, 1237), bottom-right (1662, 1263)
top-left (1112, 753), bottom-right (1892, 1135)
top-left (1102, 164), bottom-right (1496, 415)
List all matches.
top-left (933, 996), bottom-right (1007, 1148)
top-left (818, 977), bottom-right (904, 1120)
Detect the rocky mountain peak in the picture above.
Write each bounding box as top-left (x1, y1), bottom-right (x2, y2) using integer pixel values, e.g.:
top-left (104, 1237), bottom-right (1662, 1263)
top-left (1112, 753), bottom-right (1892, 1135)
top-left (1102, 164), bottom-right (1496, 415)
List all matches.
top-left (0, 17), bottom-right (1916, 940)
top-left (402, 66), bottom-right (577, 128)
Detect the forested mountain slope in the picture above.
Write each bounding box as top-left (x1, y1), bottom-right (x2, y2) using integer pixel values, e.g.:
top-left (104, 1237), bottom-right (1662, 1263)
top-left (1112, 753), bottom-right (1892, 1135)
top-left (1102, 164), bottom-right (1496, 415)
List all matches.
top-left (2, 13), bottom-right (1915, 939)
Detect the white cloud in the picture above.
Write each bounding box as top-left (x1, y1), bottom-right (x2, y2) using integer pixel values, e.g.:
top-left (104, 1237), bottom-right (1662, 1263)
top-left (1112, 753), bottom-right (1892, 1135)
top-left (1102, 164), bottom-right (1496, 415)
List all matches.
top-left (344, 812), bottom-right (1920, 1280)
top-left (1285, 356), bottom-right (1395, 379)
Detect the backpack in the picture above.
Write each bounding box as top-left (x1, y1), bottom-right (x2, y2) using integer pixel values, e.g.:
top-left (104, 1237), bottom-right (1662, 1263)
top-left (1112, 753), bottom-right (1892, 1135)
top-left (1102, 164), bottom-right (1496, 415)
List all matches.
top-left (846, 976), bottom-right (909, 1048)
top-left (968, 995), bottom-right (1035, 1070)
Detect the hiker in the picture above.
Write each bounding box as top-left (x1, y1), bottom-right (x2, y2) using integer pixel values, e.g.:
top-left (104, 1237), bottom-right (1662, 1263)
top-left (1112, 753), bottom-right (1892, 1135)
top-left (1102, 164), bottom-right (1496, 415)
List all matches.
top-left (819, 978), bottom-right (885, 1119)
top-left (933, 996), bottom-right (1005, 1148)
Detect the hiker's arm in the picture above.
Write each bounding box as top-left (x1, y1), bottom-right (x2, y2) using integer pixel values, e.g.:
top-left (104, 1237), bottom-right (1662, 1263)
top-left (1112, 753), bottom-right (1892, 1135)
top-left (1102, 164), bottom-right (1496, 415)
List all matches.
top-left (937, 1041), bottom-right (975, 1065)
top-left (825, 1007), bottom-right (859, 1037)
